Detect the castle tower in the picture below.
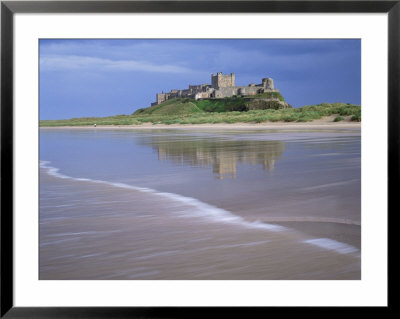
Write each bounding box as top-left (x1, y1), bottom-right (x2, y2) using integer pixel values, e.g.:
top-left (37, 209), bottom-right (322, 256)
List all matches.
top-left (156, 93), bottom-right (168, 104)
top-left (262, 78), bottom-right (274, 90)
top-left (211, 72), bottom-right (235, 89)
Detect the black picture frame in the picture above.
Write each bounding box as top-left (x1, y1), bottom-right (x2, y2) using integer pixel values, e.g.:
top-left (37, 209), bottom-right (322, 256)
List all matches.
top-left (1, 1), bottom-right (396, 317)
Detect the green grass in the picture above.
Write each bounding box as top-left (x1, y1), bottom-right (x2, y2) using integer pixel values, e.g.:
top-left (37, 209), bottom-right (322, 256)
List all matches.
top-left (334, 116), bottom-right (345, 122)
top-left (133, 98), bottom-right (202, 116)
top-left (40, 115), bottom-right (143, 127)
top-left (192, 95), bottom-right (289, 112)
top-left (351, 111), bottom-right (361, 122)
top-left (193, 97), bottom-right (249, 112)
top-left (247, 91), bottom-right (285, 101)
top-left (40, 101), bottom-right (361, 127)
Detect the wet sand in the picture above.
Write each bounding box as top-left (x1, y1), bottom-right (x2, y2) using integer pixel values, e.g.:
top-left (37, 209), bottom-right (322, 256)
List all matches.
top-left (40, 127), bottom-right (361, 280)
top-left (273, 222), bottom-right (361, 249)
top-left (40, 168), bottom-right (360, 280)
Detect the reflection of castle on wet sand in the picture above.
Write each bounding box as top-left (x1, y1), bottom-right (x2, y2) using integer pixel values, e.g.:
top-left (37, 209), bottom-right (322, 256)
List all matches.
top-left (155, 140), bottom-right (285, 179)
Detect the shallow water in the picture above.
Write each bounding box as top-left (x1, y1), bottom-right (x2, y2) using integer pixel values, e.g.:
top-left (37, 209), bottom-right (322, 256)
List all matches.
top-left (40, 128), bottom-right (361, 279)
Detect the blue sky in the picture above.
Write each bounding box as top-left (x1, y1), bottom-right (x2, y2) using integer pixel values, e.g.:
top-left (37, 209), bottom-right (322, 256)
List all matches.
top-left (39, 39), bottom-right (361, 120)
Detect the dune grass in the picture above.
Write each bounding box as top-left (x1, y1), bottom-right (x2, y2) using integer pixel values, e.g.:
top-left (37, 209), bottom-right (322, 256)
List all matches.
top-left (40, 102), bottom-right (361, 127)
top-left (134, 99), bottom-right (203, 116)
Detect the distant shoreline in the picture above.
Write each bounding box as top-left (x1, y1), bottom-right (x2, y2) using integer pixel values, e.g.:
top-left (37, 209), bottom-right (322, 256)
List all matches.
top-left (40, 103), bottom-right (362, 128)
top-left (40, 118), bottom-right (361, 130)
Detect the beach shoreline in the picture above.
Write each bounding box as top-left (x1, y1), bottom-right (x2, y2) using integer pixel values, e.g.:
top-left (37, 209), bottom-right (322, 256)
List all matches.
top-left (40, 123), bottom-right (361, 279)
top-left (40, 119), bottom-right (361, 131)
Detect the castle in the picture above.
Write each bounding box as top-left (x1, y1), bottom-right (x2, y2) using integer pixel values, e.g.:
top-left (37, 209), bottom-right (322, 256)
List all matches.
top-left (152, 72), bottom-right (279, 106)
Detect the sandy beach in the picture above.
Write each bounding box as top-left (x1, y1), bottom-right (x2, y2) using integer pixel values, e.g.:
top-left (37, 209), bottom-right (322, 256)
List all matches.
top-left (40, 122), bottom-right (361, 279)
top-left (41, 116), bottom-right (361, 130)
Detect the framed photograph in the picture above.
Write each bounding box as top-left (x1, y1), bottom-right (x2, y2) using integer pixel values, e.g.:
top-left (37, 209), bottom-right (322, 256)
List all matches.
top-left (1, 0), bottom-right (396, 317)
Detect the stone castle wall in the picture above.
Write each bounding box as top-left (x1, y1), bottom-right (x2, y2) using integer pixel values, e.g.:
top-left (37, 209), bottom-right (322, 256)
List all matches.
top-left (211, 72), bottom-right (235, 88)
top-left (214, 87), bottom-right (238, 98)
top-left (153, 73), bottom-right (279, 105)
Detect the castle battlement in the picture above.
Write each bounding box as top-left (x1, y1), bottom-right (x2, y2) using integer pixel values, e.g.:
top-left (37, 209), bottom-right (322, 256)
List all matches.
top-left (153, 73), bottom-right (279, 106)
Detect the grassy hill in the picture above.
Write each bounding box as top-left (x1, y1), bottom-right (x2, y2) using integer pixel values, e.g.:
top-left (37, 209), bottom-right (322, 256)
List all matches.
top-left (40, 101), bottom-right (361, 127)
top-left (134, 99), bottom-right (203, 116)
top-left (135, 95), bottom-right (290, 114)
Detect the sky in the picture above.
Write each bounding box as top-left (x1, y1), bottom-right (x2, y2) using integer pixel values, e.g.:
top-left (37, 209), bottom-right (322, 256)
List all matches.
top-left (39, 39), bottom-right (361, 120)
